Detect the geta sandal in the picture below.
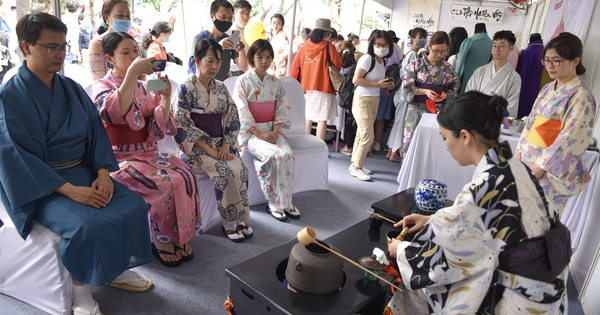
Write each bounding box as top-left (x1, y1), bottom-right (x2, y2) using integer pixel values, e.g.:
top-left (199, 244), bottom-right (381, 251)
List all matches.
top-left (221, 226), bottom-right (245, 243)
top-left (236, 223), bottom-right (254, 239)
top-left (109, 270), bottom-right (153, 292)
top-left (266, 205), bottom-right (287, 221)
top-left (284, 205), bottom-right (301, 219)
top-left (173, 244), bottom-right (194, 262)
top-left (151, 243), bottom-right (182, 268)
top-left (72, 300), bottom-right (103, 315)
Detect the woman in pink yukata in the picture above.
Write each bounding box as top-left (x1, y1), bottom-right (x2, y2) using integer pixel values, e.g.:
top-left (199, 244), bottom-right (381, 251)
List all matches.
top-left (93, 31), bottom-right (201, 268)
top-left (232, 39), bottom-right (299, 221)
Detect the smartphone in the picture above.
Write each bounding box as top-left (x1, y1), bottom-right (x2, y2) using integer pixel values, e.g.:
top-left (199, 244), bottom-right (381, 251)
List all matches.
top-left (230, 30), bottom-right (240, 48)
top-left (152, 59), bottom-right (167, 72)
top-left (147, 79), bottom-right (168, 91)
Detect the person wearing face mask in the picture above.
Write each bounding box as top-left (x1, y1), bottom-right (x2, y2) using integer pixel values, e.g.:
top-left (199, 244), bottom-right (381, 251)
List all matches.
top-left (346, 30), bottom-right (395, 181)
top-left (400, 31), bottom-right (460, 160)
top-left (189, 0), bottom-right (247, 82)
top-left (386, 28), bottom-right (427, 163)
top-left (88, 0), bottom-right (134, 80)
top-left (290, 18), bottom-right (342, 142)
top-left (230, 0), bottom-right (252, 55)
top-left (141, 21), bottom-right (172, 62)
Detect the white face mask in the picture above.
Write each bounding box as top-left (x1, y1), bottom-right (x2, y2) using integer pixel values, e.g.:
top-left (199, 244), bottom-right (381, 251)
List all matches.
top-left (374, 47), bottom-right (389, 58)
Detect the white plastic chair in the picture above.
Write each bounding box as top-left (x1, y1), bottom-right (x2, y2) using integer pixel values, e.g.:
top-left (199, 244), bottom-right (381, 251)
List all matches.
top-left (0, 203), bottom-right (72, 315)
top-left (1, 66), bottom-right (18, 84)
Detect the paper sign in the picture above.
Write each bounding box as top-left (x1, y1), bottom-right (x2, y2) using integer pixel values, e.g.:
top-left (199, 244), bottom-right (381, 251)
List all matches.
top-left (448, 5), bottom-right (504, 24)
top-left (409, 11), bottom-right (439, 32)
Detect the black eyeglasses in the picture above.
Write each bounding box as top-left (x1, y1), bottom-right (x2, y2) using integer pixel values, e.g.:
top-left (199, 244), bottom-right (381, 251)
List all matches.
top-left (34, 43), bottom-right (70, 54)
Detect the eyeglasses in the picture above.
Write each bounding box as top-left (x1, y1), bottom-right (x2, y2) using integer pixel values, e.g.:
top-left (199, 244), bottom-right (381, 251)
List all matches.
top-left (238, 11), bottom-right (251, 17)
top-left (374, 43), bottom-right (389, 48)
top-left (492, 44), bottom-right (509, 51)
top-left (431, 50), bottom-right (447, 56)
top-left (34, 43), bottom-right (70, 54)
top-left (541, 58), bottom-right (565, 67)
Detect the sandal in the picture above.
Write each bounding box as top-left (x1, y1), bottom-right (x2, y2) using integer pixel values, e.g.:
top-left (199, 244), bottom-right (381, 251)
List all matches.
top-left (284, 205), bottom-right (301, 219)
top-left (266, 205), bottom-right (287, 221)
top-left (173, 244), bottom-right (194, 262)
top-left (109, 270), bottom-right (153, 292)
top-left (236, 222), bottom-right (254, 239)
top-left (221, 226), bottom-right (245, 243)
top-left (151, 243), bottom-right (182, 268)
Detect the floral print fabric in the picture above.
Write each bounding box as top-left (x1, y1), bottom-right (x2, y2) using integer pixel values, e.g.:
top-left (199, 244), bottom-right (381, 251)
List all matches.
top-left (386, 142), bottom-right (567, 314)
top-left (93, 70), bottom-right (201, 244)
top-left (233, 68), bottom-right (295, 211)
top-left (400, 55), bottom-right (460, 159)
top-left (269, 30), bottom-right (290, 77)
top-left (173, 75), bottom-right (250, 224)
top-left (516, 76), bottom-right (596, 216)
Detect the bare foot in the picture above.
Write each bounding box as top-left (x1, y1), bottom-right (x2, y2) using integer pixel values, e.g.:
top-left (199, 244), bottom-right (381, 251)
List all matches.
top-left (389, 150), bottom-right (402, 163)
top-left (154, 242), bottom-right (181, 262)
top-left (385, 148), bottom-right (392, 159)
top-left (173, 241), bottom-right (193, 258)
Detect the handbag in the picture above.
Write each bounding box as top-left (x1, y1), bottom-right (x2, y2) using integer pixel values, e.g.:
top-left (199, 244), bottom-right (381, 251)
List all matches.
top-left (325, 43), bottom-right (343, 92)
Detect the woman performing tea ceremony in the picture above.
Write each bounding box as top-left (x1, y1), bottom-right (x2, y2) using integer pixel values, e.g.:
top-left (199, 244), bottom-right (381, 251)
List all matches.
top-left (386, 91), bottom-right (570, 314)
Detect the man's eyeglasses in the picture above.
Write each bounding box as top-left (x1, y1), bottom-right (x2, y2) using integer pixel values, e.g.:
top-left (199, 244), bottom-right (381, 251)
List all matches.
top-left (492, 44), bottom-right (510, 51)
top-left (431, 50), bottom-right (447, 56)
top-left (34, 43), bottom-right (70, 54)
top-left (541, 58), bottom-right (565, 67)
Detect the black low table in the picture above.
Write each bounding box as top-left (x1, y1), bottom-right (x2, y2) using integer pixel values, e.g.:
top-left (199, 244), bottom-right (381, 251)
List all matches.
top-left (371, 189), bottom-right (453, 222)
top-left (225, 219), bottom-right (399, 315)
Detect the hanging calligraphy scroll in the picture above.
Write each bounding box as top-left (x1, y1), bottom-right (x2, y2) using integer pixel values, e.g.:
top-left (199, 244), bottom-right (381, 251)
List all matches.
top-left (448, 5), bottom-right (505, 24)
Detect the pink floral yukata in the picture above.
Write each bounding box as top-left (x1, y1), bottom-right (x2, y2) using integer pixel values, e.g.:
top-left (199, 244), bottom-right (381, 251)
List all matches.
top-left (93, 70), bottom-right (201, 244)
top-left (232, 68), bottom-right (295, 211)
top-left (516, 76), bottom-right (596, 216)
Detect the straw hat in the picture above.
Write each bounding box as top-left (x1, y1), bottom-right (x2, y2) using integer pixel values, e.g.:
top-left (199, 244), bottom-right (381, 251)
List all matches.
top-left (314, 18), bottom-right (333, 33)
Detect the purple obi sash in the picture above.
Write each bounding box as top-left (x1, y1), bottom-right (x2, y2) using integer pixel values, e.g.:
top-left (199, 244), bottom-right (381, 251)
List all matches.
top-left (248, 101), bottom-right (276, 123)
top-left (190, 113), bottom-right (222, 138)
top-left (413, 83), bottom-right (445, 104)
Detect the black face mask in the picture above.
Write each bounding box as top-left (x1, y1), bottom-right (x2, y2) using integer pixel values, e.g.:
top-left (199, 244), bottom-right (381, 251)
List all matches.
top-left (213, 18), bottom-right (232, 33)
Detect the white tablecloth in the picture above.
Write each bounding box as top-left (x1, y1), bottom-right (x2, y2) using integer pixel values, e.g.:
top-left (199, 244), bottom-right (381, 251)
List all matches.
top-left (397, 113), bottom-right (599, 251)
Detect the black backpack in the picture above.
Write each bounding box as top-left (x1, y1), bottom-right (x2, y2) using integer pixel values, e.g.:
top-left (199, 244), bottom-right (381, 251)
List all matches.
top-left (338, 55), bottom-right (379, 110)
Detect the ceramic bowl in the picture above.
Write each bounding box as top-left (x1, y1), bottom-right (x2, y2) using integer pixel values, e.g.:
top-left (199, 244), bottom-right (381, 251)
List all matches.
top-left (368, 214), bottom-right (383, 230)
top-left (386, 230), bottom-right (401, 245)
top-left (414, 179), bottom-right (448, 212)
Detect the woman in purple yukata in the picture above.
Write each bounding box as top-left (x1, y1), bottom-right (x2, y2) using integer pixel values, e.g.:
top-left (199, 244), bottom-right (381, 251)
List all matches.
top-left (232, 39), bottom-right (299, 221)
top-left (93, 31), bottom-right (201, 268)
top-left (0, 14), bottom-right (152, 315)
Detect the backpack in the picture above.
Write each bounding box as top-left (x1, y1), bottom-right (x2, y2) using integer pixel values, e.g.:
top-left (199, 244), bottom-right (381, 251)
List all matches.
top-left (386, 63), bottom-right (401, 94)
top-left (187, 30), bottom-right (229, 75)
top-left (338, 55), bottom-right (380, 110)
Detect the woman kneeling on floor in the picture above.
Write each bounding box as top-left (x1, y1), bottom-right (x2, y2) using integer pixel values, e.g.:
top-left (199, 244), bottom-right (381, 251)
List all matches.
top-left (93, 31), bottom-right (201, 267)
top-left (385, 92), bottom-right (569, 314)
top-left (173, 39), bottom-right (252, 243)
top-left (232, 39), bottom-right (300, 221)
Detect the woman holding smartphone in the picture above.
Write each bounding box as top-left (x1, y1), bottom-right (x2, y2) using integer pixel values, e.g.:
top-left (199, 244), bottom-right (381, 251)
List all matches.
top-left (349, 30), bottom-right (395, 181)
top-left (93, 32), bottom-right (201, 268)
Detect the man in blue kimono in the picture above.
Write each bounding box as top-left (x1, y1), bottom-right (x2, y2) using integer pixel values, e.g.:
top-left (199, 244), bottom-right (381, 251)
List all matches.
top-left (0, 13), bottom-right (152, 315)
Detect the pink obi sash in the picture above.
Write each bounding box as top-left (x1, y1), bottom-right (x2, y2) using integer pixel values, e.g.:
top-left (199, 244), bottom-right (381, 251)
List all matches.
top-left (248, 101), bottom-right (276, 123)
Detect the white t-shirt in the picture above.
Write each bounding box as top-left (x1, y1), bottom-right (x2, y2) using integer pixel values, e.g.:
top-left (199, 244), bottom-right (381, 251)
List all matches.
top-left (355, 54), bottom-right (385, 97)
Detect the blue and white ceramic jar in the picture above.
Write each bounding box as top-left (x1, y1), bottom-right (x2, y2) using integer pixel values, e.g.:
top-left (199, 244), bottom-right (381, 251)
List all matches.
top-left (414, 179), bottom-right (448, 212)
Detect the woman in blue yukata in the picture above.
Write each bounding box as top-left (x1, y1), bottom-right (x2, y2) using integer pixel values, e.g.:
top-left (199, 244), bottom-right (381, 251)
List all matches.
top-left (0, 14), bottom-right (152, 315)
top-left (173, 39), bottom-right (251, 243)
top-left (385, 92), bottom-right (569, 314)
top-left (232, 39), bottom-right (300, 221)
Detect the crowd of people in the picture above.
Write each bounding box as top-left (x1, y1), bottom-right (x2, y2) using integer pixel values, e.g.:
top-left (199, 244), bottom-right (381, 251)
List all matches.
top-left (0, 0), bottom-right (596, 314)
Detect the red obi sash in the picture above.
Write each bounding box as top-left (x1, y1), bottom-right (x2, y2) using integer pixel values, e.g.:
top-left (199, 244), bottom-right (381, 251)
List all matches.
top-left (104, 118), bottom-right (150, 146)
top-left (248, 101), bottom-right (276, 123)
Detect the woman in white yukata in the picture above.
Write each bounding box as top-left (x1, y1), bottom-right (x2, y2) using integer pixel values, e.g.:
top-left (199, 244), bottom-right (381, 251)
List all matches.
top-left (232, 39), bottom-right (300, 221)
top-left (386, 92), bottom-right (569, 314)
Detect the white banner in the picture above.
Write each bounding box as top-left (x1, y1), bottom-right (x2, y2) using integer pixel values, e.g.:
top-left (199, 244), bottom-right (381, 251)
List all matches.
top-left (409, 11), bottom-right (439, 32)
top-left (542, 0), bottom-right (596, 44)
top-left (447, 5), bottom-right (505, 24)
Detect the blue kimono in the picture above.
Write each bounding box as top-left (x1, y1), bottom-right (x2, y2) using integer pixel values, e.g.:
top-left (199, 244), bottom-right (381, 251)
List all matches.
top-left (0, 64), bottom-right (152, 285)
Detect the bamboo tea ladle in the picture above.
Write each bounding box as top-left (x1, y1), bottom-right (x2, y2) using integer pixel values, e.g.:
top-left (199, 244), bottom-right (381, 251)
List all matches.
top-left (296, 227), bottom-right (403, 292)
top-left (363, 207), bottom-right (397, 224)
